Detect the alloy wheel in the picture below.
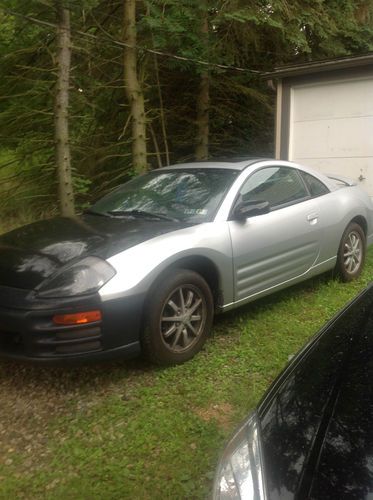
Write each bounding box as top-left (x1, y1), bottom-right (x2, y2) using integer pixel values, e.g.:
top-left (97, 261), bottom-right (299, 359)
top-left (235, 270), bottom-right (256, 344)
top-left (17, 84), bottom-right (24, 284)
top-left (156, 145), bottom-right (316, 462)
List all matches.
top-left (160, 285), bottom-right (207, 353)
top-left (343, 230), bottom-right (363, 274)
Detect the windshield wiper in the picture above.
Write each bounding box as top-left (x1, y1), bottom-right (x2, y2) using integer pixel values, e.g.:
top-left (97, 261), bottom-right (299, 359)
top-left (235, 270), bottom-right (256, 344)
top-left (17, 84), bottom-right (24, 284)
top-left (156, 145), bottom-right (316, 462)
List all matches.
top-left (84, 209), bottom-right (110, 217)
top-left (107, 209), bottom-right (180, 222)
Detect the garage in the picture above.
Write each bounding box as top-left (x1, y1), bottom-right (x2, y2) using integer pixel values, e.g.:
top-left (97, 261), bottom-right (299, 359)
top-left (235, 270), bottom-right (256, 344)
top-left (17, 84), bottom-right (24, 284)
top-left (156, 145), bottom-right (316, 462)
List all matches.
top-left (268, 54), bottom-right (373, 196)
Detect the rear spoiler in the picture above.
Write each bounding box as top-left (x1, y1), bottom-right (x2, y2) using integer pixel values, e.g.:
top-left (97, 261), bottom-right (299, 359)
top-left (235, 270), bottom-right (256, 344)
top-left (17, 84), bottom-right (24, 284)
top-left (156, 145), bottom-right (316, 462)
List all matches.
top-left (326, 174), bottom-right (357, 187)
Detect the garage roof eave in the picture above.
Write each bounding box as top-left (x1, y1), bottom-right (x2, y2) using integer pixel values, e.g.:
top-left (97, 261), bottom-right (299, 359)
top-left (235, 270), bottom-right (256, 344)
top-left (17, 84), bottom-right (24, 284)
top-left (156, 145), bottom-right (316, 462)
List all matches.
top-left (264, 53), bottom-right (373, 80)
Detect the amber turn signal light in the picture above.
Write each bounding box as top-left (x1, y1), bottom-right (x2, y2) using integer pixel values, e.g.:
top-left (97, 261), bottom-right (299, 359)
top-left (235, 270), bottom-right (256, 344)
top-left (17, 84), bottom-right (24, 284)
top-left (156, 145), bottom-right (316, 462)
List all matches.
top-left (53, 310), bottom-right (102, 325)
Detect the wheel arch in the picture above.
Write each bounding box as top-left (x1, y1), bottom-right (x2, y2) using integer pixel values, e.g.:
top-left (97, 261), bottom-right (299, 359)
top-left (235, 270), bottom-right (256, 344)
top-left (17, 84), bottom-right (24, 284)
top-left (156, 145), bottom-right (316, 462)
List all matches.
top-left (145, 255), bottom-right (222, 310)
top-left (349, 215), bottom-right (367, 237)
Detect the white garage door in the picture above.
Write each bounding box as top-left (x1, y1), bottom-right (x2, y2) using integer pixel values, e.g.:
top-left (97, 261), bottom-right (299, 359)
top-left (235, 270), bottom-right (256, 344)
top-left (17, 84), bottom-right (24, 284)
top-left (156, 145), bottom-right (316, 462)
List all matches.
top-left (289, 76), bottom-right (373, 195)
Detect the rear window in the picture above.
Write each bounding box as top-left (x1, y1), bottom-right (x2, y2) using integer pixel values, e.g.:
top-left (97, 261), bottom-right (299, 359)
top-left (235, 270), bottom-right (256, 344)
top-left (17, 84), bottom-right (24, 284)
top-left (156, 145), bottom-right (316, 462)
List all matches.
top-left (301, 171), bottom-right (329, 198)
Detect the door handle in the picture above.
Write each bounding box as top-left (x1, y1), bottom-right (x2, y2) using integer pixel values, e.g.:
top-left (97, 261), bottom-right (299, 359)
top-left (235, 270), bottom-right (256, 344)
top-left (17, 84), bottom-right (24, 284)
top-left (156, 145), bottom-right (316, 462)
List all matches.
top-left (307, 212), bottom-right (319, 225)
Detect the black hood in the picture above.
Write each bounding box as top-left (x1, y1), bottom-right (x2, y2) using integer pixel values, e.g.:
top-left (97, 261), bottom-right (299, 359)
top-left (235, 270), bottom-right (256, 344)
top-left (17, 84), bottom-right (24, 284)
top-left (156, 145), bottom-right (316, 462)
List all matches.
top-left (0, 214), bottom-right (189, 290)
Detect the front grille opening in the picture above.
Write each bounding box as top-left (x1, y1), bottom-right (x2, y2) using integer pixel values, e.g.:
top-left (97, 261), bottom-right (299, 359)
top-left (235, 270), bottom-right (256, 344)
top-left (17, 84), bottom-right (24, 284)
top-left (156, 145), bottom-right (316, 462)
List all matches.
top-left (56, 327), bottom-right (101, 341)
top-left (33, 326), bottom-right (103, 356)
top-left (55, 340), bottom-right (102, 354)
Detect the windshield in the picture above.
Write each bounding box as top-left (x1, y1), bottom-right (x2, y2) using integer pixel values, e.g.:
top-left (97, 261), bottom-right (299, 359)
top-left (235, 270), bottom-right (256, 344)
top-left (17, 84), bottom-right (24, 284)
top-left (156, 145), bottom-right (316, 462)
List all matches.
top-left (90, 168), bottom-right (239, 223)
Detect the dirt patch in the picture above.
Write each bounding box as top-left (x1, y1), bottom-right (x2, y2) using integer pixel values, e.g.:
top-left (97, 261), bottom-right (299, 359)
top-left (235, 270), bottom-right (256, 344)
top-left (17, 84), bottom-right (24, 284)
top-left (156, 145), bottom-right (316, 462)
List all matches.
top-left (193, 403), bottom-right (234, 430)
top-left (0, 359), bottom-right (155, 472)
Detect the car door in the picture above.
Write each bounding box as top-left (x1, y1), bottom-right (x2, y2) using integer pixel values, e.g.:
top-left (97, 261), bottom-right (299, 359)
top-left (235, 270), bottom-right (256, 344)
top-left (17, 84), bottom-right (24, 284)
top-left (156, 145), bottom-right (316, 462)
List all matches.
top-left (228, 166), bottom-right (322, 302)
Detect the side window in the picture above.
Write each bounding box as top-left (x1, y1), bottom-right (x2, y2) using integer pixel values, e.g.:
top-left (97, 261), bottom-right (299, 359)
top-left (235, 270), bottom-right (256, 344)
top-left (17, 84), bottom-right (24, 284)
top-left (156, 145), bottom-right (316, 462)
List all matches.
top-left (301, 171), bottom-right (329, 198)
top-left (239, 167), bottom-right (308, 209)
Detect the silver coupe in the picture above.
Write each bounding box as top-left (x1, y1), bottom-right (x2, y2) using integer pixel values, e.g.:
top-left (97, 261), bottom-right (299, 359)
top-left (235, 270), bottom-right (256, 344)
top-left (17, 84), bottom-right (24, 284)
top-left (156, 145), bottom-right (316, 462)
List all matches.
top-left (0, 158), bottom-right (372, 364)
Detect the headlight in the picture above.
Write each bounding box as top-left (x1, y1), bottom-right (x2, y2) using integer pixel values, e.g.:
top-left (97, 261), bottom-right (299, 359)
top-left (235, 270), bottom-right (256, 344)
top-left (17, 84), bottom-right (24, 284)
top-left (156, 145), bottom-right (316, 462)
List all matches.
top-left (36, 256), bottom-right (116, 298)
top-left (213, 413), bottom-right (266, 500)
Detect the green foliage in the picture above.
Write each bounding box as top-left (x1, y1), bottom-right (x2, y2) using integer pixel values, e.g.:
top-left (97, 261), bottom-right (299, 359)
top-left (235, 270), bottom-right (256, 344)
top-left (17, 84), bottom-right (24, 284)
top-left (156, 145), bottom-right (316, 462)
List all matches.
top-left (0, 0), bottom-right (373, 216)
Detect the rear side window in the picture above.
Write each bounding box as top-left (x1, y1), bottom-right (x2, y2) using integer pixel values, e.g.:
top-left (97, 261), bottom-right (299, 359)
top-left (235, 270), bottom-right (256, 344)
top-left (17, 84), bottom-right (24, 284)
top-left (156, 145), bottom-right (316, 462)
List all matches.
top-left (301, 171), bottom-right (329, 198)
top-left (240, 167), bottom-right (308, 209)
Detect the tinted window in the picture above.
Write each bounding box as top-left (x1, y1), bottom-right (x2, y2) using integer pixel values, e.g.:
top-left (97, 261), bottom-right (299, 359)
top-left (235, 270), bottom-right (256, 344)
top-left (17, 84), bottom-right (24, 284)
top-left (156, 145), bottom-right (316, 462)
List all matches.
top-left (309, 292), bottom-right (373, 499)
top-left (301, 171), bottom-right (329, 198)
top-left (240, 167), bottom-right (308, 209)
top-left (258, 290), bottom-right (371, 499)
top-left (90, 169), bottom-right (238, 223)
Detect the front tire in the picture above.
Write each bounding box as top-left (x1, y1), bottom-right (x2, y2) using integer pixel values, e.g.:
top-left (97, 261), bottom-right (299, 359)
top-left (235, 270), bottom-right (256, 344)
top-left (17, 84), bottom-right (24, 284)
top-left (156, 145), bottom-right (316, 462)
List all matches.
top-left (141, 269), bottom-right (214, 365)
top-left (335, 222), bottom-right (366, 282)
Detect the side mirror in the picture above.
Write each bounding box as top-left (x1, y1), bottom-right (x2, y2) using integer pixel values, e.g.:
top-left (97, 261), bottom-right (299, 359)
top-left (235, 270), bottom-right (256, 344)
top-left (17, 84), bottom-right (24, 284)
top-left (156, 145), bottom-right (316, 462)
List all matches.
top-left (232, 200), bottom-right (270, 220)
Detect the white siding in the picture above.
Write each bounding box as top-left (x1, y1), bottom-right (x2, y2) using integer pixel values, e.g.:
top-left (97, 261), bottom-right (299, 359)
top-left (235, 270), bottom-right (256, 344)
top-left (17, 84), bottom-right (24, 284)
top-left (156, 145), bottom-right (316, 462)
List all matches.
top-left (288, 77), bottom-right (373, 195)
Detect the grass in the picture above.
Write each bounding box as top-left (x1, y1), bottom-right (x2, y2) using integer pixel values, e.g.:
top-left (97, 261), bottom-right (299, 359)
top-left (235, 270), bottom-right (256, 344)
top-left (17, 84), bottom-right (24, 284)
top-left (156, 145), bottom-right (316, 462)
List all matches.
top-left (0, 227), bottom-right (373, 498)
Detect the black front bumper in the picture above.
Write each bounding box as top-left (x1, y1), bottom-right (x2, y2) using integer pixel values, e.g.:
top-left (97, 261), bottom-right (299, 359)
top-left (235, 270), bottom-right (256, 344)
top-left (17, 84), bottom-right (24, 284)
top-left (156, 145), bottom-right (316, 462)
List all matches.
top-left (0, 286), bottom-right (144, 363)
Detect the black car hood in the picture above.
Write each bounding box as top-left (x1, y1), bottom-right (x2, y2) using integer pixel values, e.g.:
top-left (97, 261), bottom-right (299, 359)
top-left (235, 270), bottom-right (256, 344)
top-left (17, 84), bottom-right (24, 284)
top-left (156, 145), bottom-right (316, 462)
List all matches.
top-left (0, 215), bottom-right (189, 290)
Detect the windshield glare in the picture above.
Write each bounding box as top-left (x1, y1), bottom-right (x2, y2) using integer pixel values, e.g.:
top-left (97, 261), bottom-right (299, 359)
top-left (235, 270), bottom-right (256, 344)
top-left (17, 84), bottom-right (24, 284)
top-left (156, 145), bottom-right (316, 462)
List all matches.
top-left (90, 169), bottom-right (239, 223)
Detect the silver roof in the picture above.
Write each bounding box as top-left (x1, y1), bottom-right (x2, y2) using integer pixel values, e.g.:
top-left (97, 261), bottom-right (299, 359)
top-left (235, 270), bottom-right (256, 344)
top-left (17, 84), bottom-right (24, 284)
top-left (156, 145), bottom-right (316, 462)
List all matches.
top-left (160, 158), bottom-right (266, 172)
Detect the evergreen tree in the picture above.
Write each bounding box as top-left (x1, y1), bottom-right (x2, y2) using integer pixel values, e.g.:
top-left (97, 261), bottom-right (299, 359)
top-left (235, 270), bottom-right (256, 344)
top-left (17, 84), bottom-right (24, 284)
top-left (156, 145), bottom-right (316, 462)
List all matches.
top-left (0, 0), bottom-right (372, 220)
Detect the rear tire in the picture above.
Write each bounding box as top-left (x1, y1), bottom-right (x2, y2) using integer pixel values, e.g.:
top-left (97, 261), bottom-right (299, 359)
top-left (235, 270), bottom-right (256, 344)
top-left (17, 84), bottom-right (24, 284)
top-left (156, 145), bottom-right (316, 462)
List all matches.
top-left (335, 222), bottom-right (366, 282)
top-left (141, 269), bottom-right (214, 365)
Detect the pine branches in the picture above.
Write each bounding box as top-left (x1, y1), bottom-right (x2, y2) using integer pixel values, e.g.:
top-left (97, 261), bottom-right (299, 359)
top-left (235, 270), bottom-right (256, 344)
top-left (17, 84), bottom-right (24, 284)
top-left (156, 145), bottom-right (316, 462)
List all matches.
top-left (1, 0), bottom-right (373, 219)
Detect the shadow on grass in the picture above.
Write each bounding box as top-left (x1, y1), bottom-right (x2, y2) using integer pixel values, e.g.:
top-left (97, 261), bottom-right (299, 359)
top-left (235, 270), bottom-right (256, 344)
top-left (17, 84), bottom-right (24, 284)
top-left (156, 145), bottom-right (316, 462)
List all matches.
top-left (213, 271), bottom-right (333, 334)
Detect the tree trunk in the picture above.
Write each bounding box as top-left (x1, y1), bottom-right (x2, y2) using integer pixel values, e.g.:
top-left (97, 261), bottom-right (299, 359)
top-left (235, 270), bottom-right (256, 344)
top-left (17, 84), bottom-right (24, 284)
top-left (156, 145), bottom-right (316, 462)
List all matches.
top-left (154, 51), bottom-right (170, 166)
top-left (355, 2), bottom-right (371, 23)
top-left (195, 70), bottom-right (209, 161)
top-left (195, 10), bottom-right (209, 161)
top-left (123, 0), bottom-right (147, 174)
top-left (54, 2), bottom-right (74, 216)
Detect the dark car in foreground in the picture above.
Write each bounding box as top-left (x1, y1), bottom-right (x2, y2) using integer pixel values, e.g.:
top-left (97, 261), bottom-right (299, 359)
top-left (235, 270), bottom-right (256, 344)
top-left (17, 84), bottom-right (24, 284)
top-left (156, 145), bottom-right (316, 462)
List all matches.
top-left (0, 158), bottom-right (373, 365)
top-left (214, 283), bottom-right (373, 499)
